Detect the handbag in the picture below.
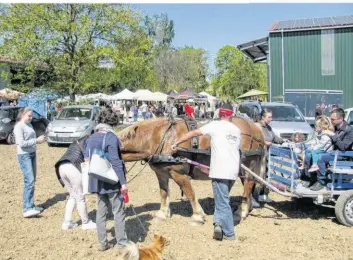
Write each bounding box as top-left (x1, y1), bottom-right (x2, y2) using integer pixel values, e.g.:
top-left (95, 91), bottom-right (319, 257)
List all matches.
top-left (88, 133), bottom-right (119, 185)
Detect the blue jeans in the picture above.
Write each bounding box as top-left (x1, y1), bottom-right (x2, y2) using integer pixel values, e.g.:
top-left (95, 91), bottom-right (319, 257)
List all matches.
top-left (17, 152), bottom-right (37, 212)
top-left (133, 114), bottom-right (138, 122)
top-left (311, 149), bottom-right (325, 164)
top-left (142, 112), bottom-right (146, 120)
top-left (212, 179), bottom-right (235, 237)
top-left (304, 151), bottom-right (335, 184)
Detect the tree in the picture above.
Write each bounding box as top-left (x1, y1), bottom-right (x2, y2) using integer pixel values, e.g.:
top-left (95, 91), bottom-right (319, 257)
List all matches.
top-left (144, 13), bottom-right (175, 48)
top-left (152, 46), bottom-right (209, 92)
top-left (212, 45), bottom-right (267, 100)
top-left (0, 4), bottom-right (153, 100)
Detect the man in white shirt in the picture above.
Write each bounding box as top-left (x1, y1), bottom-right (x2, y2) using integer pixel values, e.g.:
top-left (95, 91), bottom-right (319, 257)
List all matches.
top-left (172, 103), bottom-right (241, 241)
top-left (140, 102), bottom-right (148, 120)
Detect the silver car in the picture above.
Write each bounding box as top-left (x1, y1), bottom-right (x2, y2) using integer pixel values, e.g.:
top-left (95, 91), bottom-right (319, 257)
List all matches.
top-left (239, 101), bottom-right (314, 140)
top-left (47, 105), bottom-right (100, 145)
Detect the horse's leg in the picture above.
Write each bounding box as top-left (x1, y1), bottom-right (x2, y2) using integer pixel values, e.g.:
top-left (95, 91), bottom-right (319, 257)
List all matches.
top-left (169, 169), bottom-right (206, 226)
top-left (234, 158), bottom-right (257, 223)
top-left (152, 167), bottom-right (171, 221)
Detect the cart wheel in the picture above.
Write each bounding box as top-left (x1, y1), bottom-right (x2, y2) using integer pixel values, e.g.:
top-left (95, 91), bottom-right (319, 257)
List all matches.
top-left (335, 190), bottom-right (353, 227)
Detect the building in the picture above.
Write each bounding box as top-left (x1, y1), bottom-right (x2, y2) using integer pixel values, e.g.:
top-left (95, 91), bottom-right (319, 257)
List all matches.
top-left (238, 15), bottom-right (353, 121)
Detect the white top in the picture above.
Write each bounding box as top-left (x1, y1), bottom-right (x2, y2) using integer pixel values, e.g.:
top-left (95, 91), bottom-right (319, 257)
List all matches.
top-left (14, 121), bottom-right (37, 154)
top-left (200, 120), bottom-right (241, 180)
top-left (140, 103), bottom-right (148, 113)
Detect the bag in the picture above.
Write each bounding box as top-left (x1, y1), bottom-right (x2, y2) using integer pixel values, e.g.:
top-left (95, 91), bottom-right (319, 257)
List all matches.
top-left (81, 162), bottom-right (90, 195)
top-left (88, 133), bottom-right (119, 185)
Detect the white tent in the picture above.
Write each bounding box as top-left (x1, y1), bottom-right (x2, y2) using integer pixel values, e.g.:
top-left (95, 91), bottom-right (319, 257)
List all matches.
top-left (137, 92), bottom-right (168, 102)
top-left (133, 89), bottom-right (153, 100)
top-left (109, 88), bottom-right (134, 100)
top-left (199, 91), bottom-right (217, 101)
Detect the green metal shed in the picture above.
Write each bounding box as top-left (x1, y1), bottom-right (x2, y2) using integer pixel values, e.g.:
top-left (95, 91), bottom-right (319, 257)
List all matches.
top-left (238, 15), bottom-right (353, 120)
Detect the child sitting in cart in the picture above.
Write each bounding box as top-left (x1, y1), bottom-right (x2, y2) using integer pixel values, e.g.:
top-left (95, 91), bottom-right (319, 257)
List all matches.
top-left (304, 116), bottom-right (334, 172)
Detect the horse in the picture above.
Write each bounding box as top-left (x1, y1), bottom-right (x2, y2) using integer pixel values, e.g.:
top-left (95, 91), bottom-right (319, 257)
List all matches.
top-left (119, 117), bottom-right (266, 225)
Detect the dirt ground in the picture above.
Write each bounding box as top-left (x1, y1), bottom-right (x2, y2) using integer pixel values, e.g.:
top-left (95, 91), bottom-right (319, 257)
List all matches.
top-left (1, 143), bottom-right (353, 260)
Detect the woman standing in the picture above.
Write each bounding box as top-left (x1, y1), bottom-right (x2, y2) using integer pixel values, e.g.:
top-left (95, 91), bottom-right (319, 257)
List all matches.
top-left (257, 108), bottom-right (284, 147)
top-left (84, 107), bottom-right (128, 251)
top-left (54, 136), bottom-right (97, 230)
top-left (14, 108), bottom-right (46, 218)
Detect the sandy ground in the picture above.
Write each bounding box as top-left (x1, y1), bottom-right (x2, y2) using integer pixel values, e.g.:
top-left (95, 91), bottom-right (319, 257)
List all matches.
top-left (1, 142), bottom-right (353, 260)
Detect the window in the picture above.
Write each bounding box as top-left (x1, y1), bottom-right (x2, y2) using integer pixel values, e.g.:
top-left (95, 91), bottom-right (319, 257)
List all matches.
top-left (262, 105), bottom-right (305, 122)
top-left (321, 29), bottom-right (335, 76)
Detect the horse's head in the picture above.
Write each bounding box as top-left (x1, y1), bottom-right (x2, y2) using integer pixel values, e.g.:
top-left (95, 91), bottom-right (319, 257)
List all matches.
top-left (118, 118), bottom-right (170, 161)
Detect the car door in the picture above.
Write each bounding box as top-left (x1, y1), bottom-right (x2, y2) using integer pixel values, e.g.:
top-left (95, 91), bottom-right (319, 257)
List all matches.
top-left (31, 110), bottom-right (49, 137)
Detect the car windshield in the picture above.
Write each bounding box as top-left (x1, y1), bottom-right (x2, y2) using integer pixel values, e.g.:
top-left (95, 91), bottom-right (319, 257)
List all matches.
top-left (262, 105), bottom-right (305, 122)
top-left (57, 108), bottom-right (92, 120)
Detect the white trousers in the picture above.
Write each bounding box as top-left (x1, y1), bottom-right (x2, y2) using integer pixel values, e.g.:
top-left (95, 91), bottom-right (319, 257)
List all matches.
top-left (59, 163), bottom-right (88, 224)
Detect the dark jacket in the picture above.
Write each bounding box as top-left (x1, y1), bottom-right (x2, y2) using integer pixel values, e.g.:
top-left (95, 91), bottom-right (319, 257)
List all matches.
top-left (84, 132), bottom-right (126, 195)
top-left (331, 121), bottom-right (353, 151)
top-left (54, 136), bottom-right (88, 186)
top-left (260, 122), bottom-right (284, 144)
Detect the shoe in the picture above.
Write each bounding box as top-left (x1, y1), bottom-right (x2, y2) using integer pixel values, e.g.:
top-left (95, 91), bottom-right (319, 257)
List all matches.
top-left (252, 197), bottom-right (261, 209)
top-left (298, 164), bottom-right (305, 170)
top-left (301, 181), bottom-right (311, 188)
top-left (213, 224), bottom-right (223, 241)
top-left (308, 165), bottom-right (319, 173)
top-left (98, 243), bottom-right (113, 252)
top-left (223, 235), bottom-right (236, 241)
top-left (82, 220), bottom-right (96, 230)
top-left (62, 222), bottom-right (78, 230)
top-left (309, 182), bottom-right (326, 191)
top-left (258, 195), bottom-right (272, 203)
top-left (23, 209), bottom-right (41, 218)
top-left (34, 206), bottom-right (44, 212)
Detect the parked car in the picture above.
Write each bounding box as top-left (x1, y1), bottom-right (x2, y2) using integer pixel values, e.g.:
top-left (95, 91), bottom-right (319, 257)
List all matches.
top-left (344, 107), bottom-right (353, 125)
top-left (0, 106), bottom-right (49, 144)
top-left (238, 100), bottom-right (314, 140)
top-left (46, 105), bottom-right (100, 145)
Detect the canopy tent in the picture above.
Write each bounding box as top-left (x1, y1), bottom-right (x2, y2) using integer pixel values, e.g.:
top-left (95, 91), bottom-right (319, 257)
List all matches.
top-left (237, 89), bottom-right (268, 99)
top-left (176, 87), bottom-right (199, 99)
top-left (137, 92), bottom-right (168, 102)
top-left (0, 88), bottom-right (24, 99)
top-left (109, 88), bottom-right (134, 100)
top-left (77, 93), bottom-right (109, 101)
top-left (167, 90), bottom-right (178, 97)
top-left (132, 89), bottom-right (153, 100)
top-left (199, 91), bottom-right (218, 101)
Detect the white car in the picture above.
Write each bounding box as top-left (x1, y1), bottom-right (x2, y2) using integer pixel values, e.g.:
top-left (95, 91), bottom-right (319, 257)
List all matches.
top-left (344, 107), bottom-right (353, 125)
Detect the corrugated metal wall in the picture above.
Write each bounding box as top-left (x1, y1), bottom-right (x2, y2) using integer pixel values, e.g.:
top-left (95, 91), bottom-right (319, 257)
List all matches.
top-left (269, 27), bottom-right (353, 108)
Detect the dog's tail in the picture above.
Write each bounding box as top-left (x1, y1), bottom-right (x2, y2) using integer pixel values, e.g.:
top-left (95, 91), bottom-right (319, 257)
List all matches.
top-left (118, 242), bottom-right (139, 260)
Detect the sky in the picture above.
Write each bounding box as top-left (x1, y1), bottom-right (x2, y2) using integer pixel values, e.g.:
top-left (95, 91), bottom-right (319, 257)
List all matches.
top-left (134, 4), bottom-right (353, 73)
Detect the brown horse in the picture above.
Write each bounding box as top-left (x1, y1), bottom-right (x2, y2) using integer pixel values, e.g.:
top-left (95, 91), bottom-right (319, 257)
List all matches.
top-left (119, 117), bottom-right (266, 225)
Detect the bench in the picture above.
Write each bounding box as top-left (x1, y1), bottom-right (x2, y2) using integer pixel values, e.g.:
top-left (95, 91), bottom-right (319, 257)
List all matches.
top-left (327, 151), bottom-right (353, 190)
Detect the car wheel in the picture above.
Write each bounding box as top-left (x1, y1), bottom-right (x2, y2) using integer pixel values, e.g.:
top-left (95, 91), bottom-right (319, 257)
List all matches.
top-left (6, 131), bottom-right (15, 145)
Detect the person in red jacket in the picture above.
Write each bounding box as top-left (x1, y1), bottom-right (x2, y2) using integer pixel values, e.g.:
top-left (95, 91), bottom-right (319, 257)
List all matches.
top-left (184, 99), bottom-right (195, 118)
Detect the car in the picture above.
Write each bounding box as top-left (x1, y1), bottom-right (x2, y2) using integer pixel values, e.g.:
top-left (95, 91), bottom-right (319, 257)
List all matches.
top-left (238, 100), bottom-right (314, 141)
top-left (344, 107), bottom-right (353, 125)
top-left (0, 106), bottom-right (49, 144)
top-left (46, 105), bottom-right (100, 145)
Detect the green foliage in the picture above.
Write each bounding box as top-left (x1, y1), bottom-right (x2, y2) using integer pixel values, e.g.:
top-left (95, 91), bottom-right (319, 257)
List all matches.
top-left (212, 45), bottom-right (267, 100)
top-left (144, 13), bottom-right (175, 48)
top-left (153, 46), bottom-right (209, 93)
top-left (0, 4), bottom-right (154, 100)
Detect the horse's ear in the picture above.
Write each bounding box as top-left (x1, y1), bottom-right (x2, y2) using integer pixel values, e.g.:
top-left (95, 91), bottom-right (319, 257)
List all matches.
top-left (127, 125), bottom-right (138, 139)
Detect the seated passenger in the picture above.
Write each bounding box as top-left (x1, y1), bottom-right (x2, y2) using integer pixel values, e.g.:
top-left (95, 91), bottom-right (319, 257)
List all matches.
top-left (307, 117), bottom-right (334, 173)
top-left (290, 132), bottom-right (305, 154)
top-left (305, 108), bottom-right (353, 191)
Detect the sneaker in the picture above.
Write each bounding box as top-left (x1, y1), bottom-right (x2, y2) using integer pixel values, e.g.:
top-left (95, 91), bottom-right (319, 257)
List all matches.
top-left (98, 243), bottom-right (113, 252)
top-left (308, 165), bottom-right (319, 173)
top-left (252, 197), bottom-right (261, 209)
top-left (223, 235), bottom-right (236, 240)
top-left (82, 220), bottom-right (96, 230)
top-left (62, 222), bottom-right (78, 230)
top-left (298, 164), bottom-right (305, 170)
top-left (23, 209), bottom-right (41, 218)
top-left (34, 206), bottom-right (44, 212)
top-left (213, 224), bottom-right (223, 241)
top-left (309, 182), bottom-right (326, 191)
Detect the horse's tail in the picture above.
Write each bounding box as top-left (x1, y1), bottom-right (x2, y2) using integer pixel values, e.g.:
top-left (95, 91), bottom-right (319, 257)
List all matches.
top-left (118, 242), bottom-right (139, 260)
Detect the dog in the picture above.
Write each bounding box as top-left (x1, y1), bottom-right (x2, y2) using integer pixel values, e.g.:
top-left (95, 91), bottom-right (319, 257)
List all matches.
top-left (118, 234), bottom-right (168, 260)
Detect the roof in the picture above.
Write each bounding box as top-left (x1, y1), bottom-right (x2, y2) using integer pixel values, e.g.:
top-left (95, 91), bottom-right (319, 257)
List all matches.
top-left (237, 37), bottom-right (268, 63)
top-left (269, 15), bottom-right (353, 32)
top-left (261, 102), bottom-right (295, 107)
top-left (237, 89), bottom-right (268, 99)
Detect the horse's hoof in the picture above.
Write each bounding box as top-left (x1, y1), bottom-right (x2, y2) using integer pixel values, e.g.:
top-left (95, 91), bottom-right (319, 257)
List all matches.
top-left (189, 214), bottom-right (205, 226)
top-left (154, 209), bottom-right (170, 221)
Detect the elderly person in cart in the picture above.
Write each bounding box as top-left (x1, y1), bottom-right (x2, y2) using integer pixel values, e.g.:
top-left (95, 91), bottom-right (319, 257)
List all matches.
top-left (304, 108), bottom-right (353, 191)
